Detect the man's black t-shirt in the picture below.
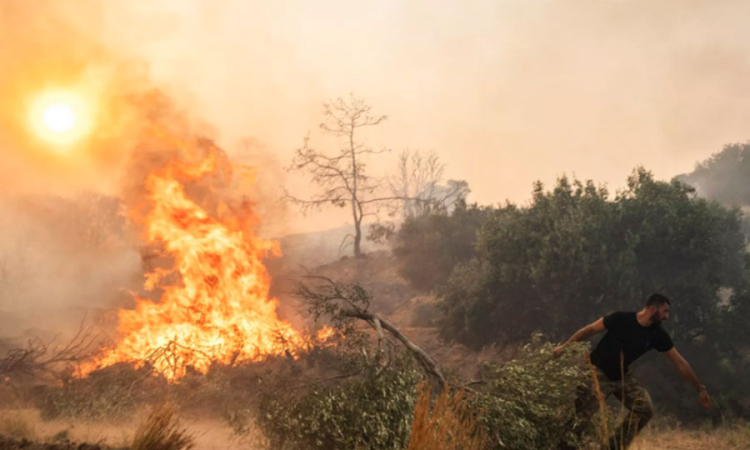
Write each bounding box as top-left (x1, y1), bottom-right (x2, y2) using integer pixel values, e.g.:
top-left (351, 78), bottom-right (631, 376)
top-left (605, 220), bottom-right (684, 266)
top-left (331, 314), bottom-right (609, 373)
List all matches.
top-left (589, 311), bottom-right (673, 381)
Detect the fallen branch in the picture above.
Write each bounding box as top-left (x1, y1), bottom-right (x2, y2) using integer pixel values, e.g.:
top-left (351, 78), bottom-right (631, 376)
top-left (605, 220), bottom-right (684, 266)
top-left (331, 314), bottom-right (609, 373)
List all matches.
top-left (341, 309), bottom-right (446, 389)
top-left (295, 276), bottom-right (448, 389)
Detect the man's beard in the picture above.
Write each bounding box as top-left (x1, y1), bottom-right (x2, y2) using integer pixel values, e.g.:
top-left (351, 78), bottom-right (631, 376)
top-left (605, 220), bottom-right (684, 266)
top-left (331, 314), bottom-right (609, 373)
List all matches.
top-left (650, 311), bottom-right (662, 325)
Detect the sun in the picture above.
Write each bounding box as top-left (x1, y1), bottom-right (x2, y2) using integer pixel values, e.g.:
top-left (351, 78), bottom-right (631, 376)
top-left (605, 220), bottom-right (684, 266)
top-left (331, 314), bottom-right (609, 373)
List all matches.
top-left (29, 90), bottom-right (93, 148)
top-left (43, 102), bottom-right (77, 133)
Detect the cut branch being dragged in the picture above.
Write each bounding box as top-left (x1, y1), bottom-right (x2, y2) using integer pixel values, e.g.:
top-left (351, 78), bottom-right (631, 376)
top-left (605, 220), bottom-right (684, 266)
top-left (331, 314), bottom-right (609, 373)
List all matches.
top-left (295, 275), bottom-right (446, 389)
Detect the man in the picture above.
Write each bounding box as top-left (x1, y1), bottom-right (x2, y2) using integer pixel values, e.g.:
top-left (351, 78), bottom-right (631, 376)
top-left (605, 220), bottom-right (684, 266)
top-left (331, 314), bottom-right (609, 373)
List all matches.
top-left (553, 293), bottom-right (711, 449)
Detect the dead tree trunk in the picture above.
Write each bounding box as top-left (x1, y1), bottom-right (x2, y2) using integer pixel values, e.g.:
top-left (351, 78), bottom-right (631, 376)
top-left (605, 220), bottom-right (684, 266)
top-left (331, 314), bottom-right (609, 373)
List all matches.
top-left (353, 218), bottom-right (362, 258)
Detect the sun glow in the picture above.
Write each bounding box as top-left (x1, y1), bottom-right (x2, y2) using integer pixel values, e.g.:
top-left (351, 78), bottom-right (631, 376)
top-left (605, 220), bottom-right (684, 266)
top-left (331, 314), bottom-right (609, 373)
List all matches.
top-left (29, 90), bottom-right (93, 147)
top-left (43, 102), bottom-right (77, 133)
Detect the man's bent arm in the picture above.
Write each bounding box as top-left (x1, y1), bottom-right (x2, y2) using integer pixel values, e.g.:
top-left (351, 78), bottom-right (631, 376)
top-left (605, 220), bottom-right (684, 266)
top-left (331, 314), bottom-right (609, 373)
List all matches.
top-left (553, 318), bottom-right (605, 356)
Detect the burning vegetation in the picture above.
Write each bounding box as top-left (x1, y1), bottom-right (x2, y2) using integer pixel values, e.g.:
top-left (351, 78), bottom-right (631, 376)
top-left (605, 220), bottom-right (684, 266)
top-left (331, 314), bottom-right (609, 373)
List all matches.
top-left (79, 133), bottom-right (321, 380)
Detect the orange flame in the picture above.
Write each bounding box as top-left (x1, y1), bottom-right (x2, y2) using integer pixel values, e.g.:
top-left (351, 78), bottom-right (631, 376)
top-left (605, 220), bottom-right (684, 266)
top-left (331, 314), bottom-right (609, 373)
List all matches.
top-left (80, 136), bottom-right (309, 380)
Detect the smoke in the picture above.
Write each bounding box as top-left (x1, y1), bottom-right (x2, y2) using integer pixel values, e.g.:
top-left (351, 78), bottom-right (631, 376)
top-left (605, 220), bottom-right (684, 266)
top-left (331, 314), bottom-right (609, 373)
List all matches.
top-left (4, 0), bottom-right (750, 333)
top-left (0, 1), bottom-right (286, 338)
top-left (0, 194), bottom-right (141, 336)
top-left (677, 142), bottom-right (750, 208)
top-left (80, 0), bottom-right (750, 226)
top-left (0, 1), bottom-right (139, 329)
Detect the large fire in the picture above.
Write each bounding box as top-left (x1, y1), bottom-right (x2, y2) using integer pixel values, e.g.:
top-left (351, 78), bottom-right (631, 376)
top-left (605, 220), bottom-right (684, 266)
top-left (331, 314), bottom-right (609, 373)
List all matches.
top-left (80, 135), bottom-right (310, 380)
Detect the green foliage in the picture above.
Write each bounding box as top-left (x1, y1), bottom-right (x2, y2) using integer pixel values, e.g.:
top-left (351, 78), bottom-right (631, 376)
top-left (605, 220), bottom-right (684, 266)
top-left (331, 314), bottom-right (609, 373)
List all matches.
top-left (468, 336), bottom-right (590, 450)
top-left (649, 252), bottom-right (750, 420)
top-left (718, 254), bottom-right (750, 348)
top-left (435, 168), bottom-right (750, 423)
top-left (393, 201), bottom-right (490, 291)
top-left (618, 169), bottom-right (745, 339)
top-left (367, 221), bottom-right (396, 244)
top-left (440, 169), bottom-right (746, 346)
top-left (298, 279), bottom-right (372, 328)
top-left (256, 353), bottom-right (423, 450)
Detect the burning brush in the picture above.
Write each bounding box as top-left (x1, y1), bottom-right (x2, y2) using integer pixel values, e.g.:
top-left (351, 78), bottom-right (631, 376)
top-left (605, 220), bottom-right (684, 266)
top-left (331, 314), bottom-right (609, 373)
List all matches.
top-left (79, 133), bottom-right (321, 380)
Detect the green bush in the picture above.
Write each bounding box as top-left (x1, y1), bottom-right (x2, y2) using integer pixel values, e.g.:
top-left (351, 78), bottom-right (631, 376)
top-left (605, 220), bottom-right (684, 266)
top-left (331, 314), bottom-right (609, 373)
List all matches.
top-left (440, 169), bottom-right (745, 347)
top-left (468, 336), bottom-right (591, 450)
top-left (256, 354), bottom-right (423, 450)
top-left (393, 202), bottom-right (489, 292)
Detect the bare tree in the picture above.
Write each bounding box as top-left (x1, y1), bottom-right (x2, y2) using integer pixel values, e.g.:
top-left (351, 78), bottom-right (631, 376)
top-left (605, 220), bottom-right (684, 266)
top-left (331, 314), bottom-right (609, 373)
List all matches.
top-left (389, 150), bottom-right (470, 219)
top-left (287, 95), bottom-right (397, 258)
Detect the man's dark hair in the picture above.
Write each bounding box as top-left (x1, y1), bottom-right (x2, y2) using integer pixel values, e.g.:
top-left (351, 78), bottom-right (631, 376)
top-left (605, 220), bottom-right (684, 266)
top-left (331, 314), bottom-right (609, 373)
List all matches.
top-left (646, 293), bottom-right (671, 307)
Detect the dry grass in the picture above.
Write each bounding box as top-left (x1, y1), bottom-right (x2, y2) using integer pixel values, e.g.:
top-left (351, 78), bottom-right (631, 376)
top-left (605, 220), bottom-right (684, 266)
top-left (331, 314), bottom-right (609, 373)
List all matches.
top-left (0, 406), bottom-right (746, 450)
top-left (131, 404), bottom-right (194, 450)
top-left (0, 408), bottom-right (255, 449)
top-left (584, 354), bottom-right (750, 450)
top-left (588, 353), bottom-right (646, 450)
top-left (0, 409), bottom-right (38, 440)
top-left (634, 423), bottom-right (750, 450)
top-left (407, 382), bottom-right (485, 450)
top-left (588, 356), bottom-right (611, 446)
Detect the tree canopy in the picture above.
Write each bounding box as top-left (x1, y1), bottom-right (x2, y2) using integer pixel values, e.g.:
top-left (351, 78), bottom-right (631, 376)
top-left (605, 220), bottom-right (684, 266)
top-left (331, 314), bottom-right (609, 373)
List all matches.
top-left (438, 168), bottom-right (746, 347)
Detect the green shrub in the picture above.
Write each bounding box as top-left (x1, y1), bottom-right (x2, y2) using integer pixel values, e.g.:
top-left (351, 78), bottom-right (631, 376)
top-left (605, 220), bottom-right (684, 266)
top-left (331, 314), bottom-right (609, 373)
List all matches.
top-left (468, 336), bottom-right (590, 450)
top-left (439, 170), bottom-right (745, 348)
top-left (393, 202), bottom-right (489, 292)
top-left (256, 354), bottom-right (423, 450)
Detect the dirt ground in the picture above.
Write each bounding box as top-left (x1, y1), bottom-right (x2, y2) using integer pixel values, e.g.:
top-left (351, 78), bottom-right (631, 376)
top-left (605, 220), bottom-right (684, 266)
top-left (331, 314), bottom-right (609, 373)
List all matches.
top-left (0, 409), bottom-right (258, 450)
top-left (1, 408), bottom-right (748, 450)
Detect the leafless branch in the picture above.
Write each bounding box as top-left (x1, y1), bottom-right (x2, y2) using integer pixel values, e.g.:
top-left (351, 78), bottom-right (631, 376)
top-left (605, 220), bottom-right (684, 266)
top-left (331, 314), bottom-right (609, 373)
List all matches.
top-left (0, 314), bottom-right (101, 380)
top-left (286, 95), bottom-right (398, 258)
top-left (388, 150), bottom-right (470, 218)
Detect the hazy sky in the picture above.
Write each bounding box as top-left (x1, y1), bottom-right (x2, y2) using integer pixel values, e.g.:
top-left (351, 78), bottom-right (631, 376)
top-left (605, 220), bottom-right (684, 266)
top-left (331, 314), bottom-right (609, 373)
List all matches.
top-left (9, 0), bottom-right (750, 234)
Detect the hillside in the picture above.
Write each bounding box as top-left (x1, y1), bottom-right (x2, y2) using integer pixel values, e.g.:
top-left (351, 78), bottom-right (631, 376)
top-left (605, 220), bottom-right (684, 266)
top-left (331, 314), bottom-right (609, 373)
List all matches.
top-left (285, 250), bottom-right (506, 379)
top-left (271, 223), bottom-right (390, 270)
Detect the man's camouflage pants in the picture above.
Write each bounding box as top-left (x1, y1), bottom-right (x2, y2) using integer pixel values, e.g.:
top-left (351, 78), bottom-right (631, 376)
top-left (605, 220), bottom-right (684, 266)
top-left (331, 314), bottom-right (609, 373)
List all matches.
top-left (575, 368), bottom-right (655, 450)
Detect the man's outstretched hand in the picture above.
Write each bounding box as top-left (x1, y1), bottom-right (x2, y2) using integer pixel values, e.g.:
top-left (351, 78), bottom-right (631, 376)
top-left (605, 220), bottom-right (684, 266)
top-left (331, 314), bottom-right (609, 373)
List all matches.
top-left (552, 344), bottom-right (566, 358)
top-left (699, 388), bottom-right (712, 410)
